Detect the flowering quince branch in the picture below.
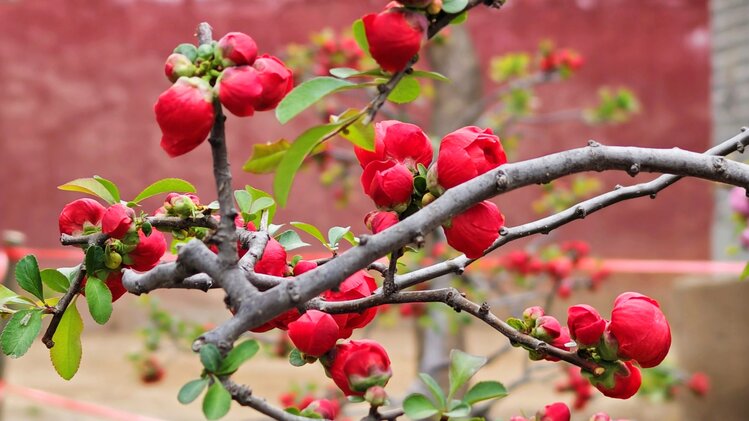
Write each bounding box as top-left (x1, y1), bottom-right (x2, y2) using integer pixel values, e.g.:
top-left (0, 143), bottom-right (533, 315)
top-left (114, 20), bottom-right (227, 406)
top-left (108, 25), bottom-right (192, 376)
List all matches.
top-left (59, 215), bottom-right (218, 246)
top-left (40, 266), bottom-right (85, 348)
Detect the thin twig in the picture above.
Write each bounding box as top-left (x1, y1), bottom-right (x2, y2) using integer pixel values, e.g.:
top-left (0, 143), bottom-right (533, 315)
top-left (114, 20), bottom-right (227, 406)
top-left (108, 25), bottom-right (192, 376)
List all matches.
top-left (42, 266), bottom-right (85, 348)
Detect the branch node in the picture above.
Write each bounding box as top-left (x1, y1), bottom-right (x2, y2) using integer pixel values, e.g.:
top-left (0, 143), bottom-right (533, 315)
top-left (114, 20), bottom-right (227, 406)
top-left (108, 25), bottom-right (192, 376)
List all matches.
top-left (286, 281), bottom-right (302, 305)
top-left (627, 163), bottom-right (640, 177)
top-left (712, 156), bottom-right (727, 173)
top-left (479, 301), bottom-right (490, 315)
top-left (499, 227), bottom-right (509, 236)
top-left (587, 140), bottom-right (600, 147)
top-left (496, 171), bottom-right (509, 191)
top-left (359, 234), bottom-right (370, 245)
top-left (737, 142), bottom-right (746, 153)
top-left (741, 126), bottom-right (748, 132)
top-left (650, 192), bottom-right (657, 199)
top-left (575, 206), bottom-right (587, 218)
top-left (614, 184), bottom-right (623, 190)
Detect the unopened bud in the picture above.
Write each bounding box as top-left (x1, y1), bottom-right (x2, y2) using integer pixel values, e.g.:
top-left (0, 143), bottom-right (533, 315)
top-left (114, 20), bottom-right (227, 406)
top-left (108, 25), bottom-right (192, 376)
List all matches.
top-left (165, 53), bottom-right (196, 83)
top-left (427, 0), bottom-right (443, 14)
top-left (173, 43), bottom-right (198, 62)
top-left (364, 385), bottom-right (388, 407)
top-left (421, 192), bottom-right (436, 207)
top-left (105, 252), bottom-right (122, 269)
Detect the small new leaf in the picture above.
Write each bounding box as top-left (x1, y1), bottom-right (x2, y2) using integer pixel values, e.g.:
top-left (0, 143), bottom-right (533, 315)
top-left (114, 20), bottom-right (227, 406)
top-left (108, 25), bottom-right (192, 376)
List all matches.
top-left (419, 372), bottom-right (447, 410)
top-left (387, 76), bottom-right (421, 104)
top-left (1, 309), bottom-right (42, 358)
top-left (242, 139), bottom-right (291, 174)
top-left (15, 255), bottom-right (44, 301)
top-left (442, 0), bottom-right (469, 14)
top-left (131, 178), bottom-right (196, 204)
top-left (403, 393), bottom-right (439, 419)
top-left (178, 378), bottom-right (209, 404)
top-left (234, 190), bottom-right (252, 213)
top-left (275, 230), bottom-right (310, 252)
top-left (84, 277), bottom-right (112, 325)
top-left (50, 301), bottom-right (83, 380)
top-left (217, 340), bottom-right (260, 375)
top-left (448, 349), bottom-right (488, 399)
top-left (203, 381), bottom-right (232, 420)
top-left (328, 226), bottom-right (351, 249)
top-left (58, 178), bottom-right (117, 204)
top-left (289, 348), bottom-right (306, 367)
top-left (464, 381), bottom-right (508, 405)
top-left (290, 222), bottom-right (328, 247)
top-left (276, 77), bottom-right (356, 124)
top-left (200, 344), bottom-right (222, 373)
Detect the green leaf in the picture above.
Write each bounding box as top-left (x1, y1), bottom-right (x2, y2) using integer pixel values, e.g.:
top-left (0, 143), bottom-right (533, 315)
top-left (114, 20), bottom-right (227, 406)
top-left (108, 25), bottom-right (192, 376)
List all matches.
top-left (84, 277), bottom-right (112, 324)
top-left (448, 349), bottom-right (488, 399)
top-left (41, 269), bottom-right (71, 294)
top-left (276, 77), bottom-right (356, 124)
top-left (249, 197), bottom-right (275, 215)
top-left (289, 348), bottom-right (306, 367)
top-left (93, 175), bottom-right (121, 203)
top-left (387, 76), bottom-right (421, 104)
top-left (245, 186), bottom-right (277, 224)
top-left (442, 0), bottom-right (469, 14)
top-left (131, 178), bottom-right (196, 204)
top-left (290, 222), bottom-right (327, 247)
top-left (203, 381), bottom-right (232, 420)
top-left (506, 317), bottom-right (526, 331)
top-left (333, 109), bottom-right (374, 151)
top-left (329, 67), bottom-right (385, 79)
top-left (419, 373), bottom-right (447, 410)
top-left (411, 70), bottom-right (450, 82)
top-left (741, 261), bottom-right (749, 281)
top-left (242, 139), bottom-right (291, 174)
top-left (1, 309), bottom-right (42, 358)
top-left (58, 178), bottom-right (116, 204)
top-left (0, 284), bottom-right (35, 309)
top-left (178, 378), bottom-right (209, 404)
top-left (15, 255), bottom-right (44, 301)
top-left (234, 190), bottom-right (252, 214)
top-left (218, 340), bottom-right (259, 375)
top-left (443, 401), bottom-right (471, 417)
top-left (84, 246), bottom-right (106, 279)
top-left (352, 19), bottom-right (370, 57)
top-left (50, 301), bottom-right (83, 380)
top-left (275, 230), bottom-right (310, 252)
top-left (450, 11), bottom-right (468, 25)
top-left (274, 124), bottom-right (347, 207)
top-left (200, 344), bottom-right (222, 373)
top-left (464, 381), bottom-right (508, 405)
top-left (328, 226), bottom-right (351, 249)
top-left (341, 231), bottom-right (358, 246)
top-left (403, 393), bottom-right (439, 419)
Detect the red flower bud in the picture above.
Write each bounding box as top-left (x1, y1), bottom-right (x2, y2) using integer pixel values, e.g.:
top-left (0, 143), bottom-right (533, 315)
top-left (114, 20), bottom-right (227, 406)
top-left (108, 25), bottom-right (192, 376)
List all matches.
top-left (537, 402), bottom-right (571, 421)
top-left (443, 201), bottom-right (504, 258)
top-left (594, 361), bottom-right (641, 399)
top-left (301, 399), bottom-right (340, 420)
top-left (558, 49), bottom-right (584, 71)
top-left (354, 120), bottom-right (433, 170)
top-left (363, 8), bottom-right (427, 73)
top-left (609, 292), bottom-right (671, 368)
top-left (730, 187), bottom-right (749, 216)
top-left (123, 229), bottom-right (167, 272)
top-left (561, 240), bottom-right (590, 260)
top-left (533, 315), bottom-right (562, 342)
top-left (544, 327), bottom-right (572, 362)
top-left (287, 310), bottom-right (339, 357)
top-left (361, 160), bottom-right (413, 210)
top-left (293, 260), bottom-right (317, 276)
top-left (323, 271), bottom-right (378, 338)
top-left (250, 55), bottom-right (294, 111)
top-left (102, 204), bottom-right (135, 239)
top-left (163, 192), bottom-right (200, 217)
top-left (216, 66), bottom-right (262, 117)
top-left (59, 198), bottom-right (106, 236)
top-left (687, 372), bottom-right (710, 397)
top-left (217, 32), bottom-right (258, 67)
top-left (434, 126), bottom-right (507, 190)
top-left (522, 306), bottom-right (545, 323)
top-left (164, 53), bottom-right (196, 83)
top-left (253, 237), bottom-right (288, 277)
top-left (364, 210), bottom-right (399, 234)
top-left (567, 304), bottom-right (606, 347)
top-left (328, 340), bottom-right (392, 396)
top-left (154, 77), bottom-right (215, 157)
top-left (545, 258), bottom-right (573, 280)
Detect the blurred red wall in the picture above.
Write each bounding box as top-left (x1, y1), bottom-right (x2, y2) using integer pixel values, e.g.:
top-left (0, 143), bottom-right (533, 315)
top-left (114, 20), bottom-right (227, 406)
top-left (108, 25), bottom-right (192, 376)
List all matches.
top-left (0, 0), bottom-right (711, 259)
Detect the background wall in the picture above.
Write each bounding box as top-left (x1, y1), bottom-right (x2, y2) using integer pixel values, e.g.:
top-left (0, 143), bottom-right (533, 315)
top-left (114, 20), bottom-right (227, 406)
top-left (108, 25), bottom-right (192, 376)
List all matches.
top-left (0, 0), bottom-right (712, 260)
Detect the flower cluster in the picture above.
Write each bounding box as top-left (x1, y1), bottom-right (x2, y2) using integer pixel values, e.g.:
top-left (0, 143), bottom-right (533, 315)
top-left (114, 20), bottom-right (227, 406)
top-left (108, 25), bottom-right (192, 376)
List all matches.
top-left (539, 48), bottom-right (584, 74)
top-left (510, 306), bottom-right (572, 362)
top-left (155, 32), bottom-right (293, 157)
top-left (59, 199), bottom-right (167, 301)
top-left (355, 121), bottom-right (508, 258)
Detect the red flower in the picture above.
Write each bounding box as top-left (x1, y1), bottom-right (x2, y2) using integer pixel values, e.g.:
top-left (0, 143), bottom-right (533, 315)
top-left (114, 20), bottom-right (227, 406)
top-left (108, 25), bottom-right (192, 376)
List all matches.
top-left (687, 372), bottom-right (710, 397)
top-left (567, 304), bottom-right (606, 347)
top-left (594, 361), bottom-right (641, 399)
top-left (155, 77), bottom-right (215, 157)
top-left (533, 315), bottom-right (562, 342)
top-left (323, 271), bottom-right (378, 338)
top-left (164, 53), bottom-right (195, 83)
top-left (327, 340), bottom-right (392, 396)
top-left (608, 292), bottom-right (671, 368)
top-left (216, 66), bottom-right (262, 117)
top-left (288, 310), bottom-right (339, 357)
top-left (293, 260), bottom-right (318, 276)
top-left (443, 201), bottom-right (504, 258)
top-left (302, 399), bottom-right (340, 420)
top-left (102, 204), bottom-right (135, 239)
top-left (561, 240), bottom-right (590, 261)
top-left (730, 187), bottom-right (749, 216)
top-left (123, 229), bottom-right (167, 272)
top-left (361, 160), bottom-right (414, 210)
top-left (434, 126), bottom-right (507, 190)
top-left (252, 237), bottom-right (288, 277)
top-left (59, 198), bottom-right (106, 236)
top-left (250, 55), bottom-right (294, 111)
top-left (81, 271), bottom-right (127, 302)
top-left (544, 327), bottom-right (572, 362)
top-left (545, 258), bottom-right (573, 280)
top-left (217, 32), bottom-right (258, 67)
top-left (364, 211), bottom-right (399, 234)
top-left (363, 8), bottom-right (427, 73)
top-left (354, 120), bottom-right (433, 170)
top-left (537, 402), bottom-right (571, 421)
